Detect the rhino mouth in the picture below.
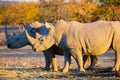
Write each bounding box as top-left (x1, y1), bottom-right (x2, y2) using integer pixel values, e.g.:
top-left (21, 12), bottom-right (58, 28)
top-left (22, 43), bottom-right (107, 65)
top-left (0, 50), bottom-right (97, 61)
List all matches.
top-left (7, 43), bottom-right (16, 49)
top-left (7, 43), bottom-right (11, 48)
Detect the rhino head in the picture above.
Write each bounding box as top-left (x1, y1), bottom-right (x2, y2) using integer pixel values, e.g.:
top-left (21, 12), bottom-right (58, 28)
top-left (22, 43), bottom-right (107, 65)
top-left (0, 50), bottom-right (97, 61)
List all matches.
top-left (5, 22), bottom-right (47, 49)
top-left (25, 22), bottom-right (55, 53)
top-left (5, 24), bottom-right (34, 48)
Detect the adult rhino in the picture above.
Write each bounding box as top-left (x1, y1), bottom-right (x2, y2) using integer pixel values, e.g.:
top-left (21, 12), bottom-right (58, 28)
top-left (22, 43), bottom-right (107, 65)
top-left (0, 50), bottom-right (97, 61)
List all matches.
top-left (5, 22), bottom-right (97, 71)
top-left (26, 20), bottom-right (120, 73)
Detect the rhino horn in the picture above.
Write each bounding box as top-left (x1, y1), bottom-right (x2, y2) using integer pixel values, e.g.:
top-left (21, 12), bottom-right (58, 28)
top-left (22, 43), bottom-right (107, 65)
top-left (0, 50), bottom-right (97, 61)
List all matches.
top-left (25, 30), bottom-right (36, 45)
top-left (5, 25), bottom-right (11, 40)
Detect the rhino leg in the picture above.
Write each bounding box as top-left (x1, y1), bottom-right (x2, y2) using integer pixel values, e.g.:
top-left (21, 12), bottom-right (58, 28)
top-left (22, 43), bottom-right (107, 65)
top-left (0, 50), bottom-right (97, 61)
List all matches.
top-left (83, 55), bottom-right (98, 69)
top-left (51, 57), bottom-right (58, 72)
top-left (43, 47), bottom-right (58, 72)
top-left (89, 55), bottom-right (97, 69)
top-left (43, 51), bottom-right (51, 71)
top-left (71, 49), bottom-right (85, 73)
top-left (83, 55), bottom-right (97, 69)
top-left (112, 50), bottom-right (120, 71)
top-left (50, 46), bottom-right (58, 71)
top-left (83, 55), bottom-right (90, 68)
top-left (62, 50), bottom-right (71, 73)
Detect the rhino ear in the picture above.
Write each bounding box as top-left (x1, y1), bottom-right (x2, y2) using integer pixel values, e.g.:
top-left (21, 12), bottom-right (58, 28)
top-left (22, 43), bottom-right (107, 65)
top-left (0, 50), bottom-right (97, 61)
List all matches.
top-left (36, 32), bottom-right (42, 39)
top-left (23, 24), bottom-right (32, 32)
top-left (30, 22), bottom-right (42, 29)
top-left (45, 22), bottom-right (54, 29)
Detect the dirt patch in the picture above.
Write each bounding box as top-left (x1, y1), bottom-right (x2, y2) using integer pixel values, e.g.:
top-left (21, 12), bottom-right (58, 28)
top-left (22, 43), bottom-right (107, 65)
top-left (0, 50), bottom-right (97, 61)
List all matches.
top-left (0, 46), bottom-right (120, 80)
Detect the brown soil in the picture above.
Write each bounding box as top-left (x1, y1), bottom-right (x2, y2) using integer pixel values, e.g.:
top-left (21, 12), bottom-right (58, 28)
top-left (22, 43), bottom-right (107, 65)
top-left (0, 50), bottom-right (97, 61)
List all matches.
top-left (0, 45), bottom-right (120, 80)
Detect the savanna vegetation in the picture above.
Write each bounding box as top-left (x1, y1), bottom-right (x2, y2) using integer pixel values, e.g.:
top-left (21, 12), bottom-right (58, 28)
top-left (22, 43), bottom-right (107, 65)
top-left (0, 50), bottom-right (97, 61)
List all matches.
top-left (0, 1), bottom-right (120, 79)
top-left (0, 0), bottom-right (119, 25)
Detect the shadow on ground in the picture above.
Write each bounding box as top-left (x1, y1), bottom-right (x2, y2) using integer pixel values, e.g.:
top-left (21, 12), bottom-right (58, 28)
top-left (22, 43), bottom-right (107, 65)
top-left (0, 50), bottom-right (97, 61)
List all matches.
top-left (0, 67), bottom-right (119, 80)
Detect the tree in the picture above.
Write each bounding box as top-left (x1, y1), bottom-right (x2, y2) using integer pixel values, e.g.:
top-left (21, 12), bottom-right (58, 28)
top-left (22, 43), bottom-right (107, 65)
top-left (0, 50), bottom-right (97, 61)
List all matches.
top-left (2, 2), bottom-right (40, 24)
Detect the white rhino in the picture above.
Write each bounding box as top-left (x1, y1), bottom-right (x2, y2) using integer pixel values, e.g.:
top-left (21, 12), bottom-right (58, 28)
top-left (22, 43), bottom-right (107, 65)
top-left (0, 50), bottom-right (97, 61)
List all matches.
top-left (5, 23), bottom-right (97, 71)
top-left (26, 20), bottom-right (120, 73)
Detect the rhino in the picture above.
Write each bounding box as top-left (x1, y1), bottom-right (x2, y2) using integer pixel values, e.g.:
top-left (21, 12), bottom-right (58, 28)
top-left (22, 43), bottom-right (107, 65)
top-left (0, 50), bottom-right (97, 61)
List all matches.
top-left (5, 23), bottom-right (58, 71)
top-left (5, 22), bottom-right (97, 71)
top-left (26, 20), bottom-right (120, 73)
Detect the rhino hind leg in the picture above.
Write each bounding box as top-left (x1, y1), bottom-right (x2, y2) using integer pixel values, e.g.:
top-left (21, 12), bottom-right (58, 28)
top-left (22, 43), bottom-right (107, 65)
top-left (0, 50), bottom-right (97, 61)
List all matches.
top-left (83, 55), bottom-right (97, 70)
top-left (112, 50), bottom-right (120, 71)
top-left (89, 55), bottom-right (98, 69)
top-left (83, 55), bottom-right (90, 68)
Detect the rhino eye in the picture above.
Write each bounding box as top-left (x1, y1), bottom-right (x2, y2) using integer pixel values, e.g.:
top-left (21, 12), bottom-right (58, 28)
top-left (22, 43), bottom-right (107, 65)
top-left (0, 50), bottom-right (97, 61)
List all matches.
top-left (41, 39), bottom-right (44, 42)
top-left (39, 38), bottom-right (44, 43)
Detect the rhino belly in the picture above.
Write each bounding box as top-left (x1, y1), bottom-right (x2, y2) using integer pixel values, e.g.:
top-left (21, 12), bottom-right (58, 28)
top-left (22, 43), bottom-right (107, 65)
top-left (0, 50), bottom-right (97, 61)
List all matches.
top-left (87, 43), bottom-right (111, 55)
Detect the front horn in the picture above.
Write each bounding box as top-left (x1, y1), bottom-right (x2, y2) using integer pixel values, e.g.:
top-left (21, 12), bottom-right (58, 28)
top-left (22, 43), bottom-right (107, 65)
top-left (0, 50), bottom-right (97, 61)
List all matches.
top-left (25, 30), bottom-right (36, 45)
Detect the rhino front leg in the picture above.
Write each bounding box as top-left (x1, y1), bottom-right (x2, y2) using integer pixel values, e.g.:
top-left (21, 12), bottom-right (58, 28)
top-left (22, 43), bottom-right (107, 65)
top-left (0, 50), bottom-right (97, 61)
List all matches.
top-left (62, 50), bottom-right (71, 73)
top-left (112, 50), bottom-right (120, 71)
top-left (51, 57), bottom-right (58, 72)
top-left (44, 48), bottom-right (58, 72)
top-left (43, 52), bottom-right (51, 71)
top-left (71, 49), bottom-right (85, 73)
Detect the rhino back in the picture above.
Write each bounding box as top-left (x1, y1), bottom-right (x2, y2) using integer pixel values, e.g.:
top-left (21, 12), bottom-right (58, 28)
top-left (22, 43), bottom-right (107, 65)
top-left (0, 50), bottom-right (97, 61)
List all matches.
top-left (57, 21), bottom-right (120, 55)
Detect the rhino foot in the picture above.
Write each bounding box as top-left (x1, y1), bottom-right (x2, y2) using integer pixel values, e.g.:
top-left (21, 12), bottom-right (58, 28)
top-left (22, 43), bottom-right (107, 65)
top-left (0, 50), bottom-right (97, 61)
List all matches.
top-left (80, 68), bottom-right (86, 73)
top-left (42, 67), bottom-right (50, 71)
top-left (73, 70), bottom-right (86, 76)
top-left (52, 68), bottom-right (58, 72)
top-left (116, 71), bottom-right (120, 77)
top-left (111, 68), bottom-right (119, 71)
top-left (86, 67), bottom-right (94, 70)
top-left (62, 68), bottom-right (69, 73)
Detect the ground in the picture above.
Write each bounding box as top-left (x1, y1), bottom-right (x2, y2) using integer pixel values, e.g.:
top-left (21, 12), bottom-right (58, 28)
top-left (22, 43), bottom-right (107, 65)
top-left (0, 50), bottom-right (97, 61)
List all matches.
top-left (0, 45), bottom-right (120, 80)
top-left (0, 27), bottom-right (120, 79)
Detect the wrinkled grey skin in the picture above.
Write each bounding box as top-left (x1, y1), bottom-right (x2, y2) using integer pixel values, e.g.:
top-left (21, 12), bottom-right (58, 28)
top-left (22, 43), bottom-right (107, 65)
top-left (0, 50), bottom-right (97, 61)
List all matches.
top-left (5, 24), bottom-right (59, 71)
top-left (5, 23), bottom-right (97, 71)
top-left (26, 20), bottom-right (120, 73)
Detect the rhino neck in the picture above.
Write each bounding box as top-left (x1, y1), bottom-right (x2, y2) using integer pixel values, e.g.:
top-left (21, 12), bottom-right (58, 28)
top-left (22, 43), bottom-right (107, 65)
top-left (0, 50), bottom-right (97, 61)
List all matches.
top-left (53, 20), bottom-right (69, 45)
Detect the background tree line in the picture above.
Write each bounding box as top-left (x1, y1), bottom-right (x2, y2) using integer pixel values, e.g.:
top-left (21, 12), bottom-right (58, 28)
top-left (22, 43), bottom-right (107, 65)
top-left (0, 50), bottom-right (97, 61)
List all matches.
top-left (0, 0), bottom-right (119, 25)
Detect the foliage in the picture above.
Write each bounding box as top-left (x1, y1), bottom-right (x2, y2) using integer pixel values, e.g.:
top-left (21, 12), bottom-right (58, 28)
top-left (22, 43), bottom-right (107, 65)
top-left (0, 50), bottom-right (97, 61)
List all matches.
top-left (0, 1), bottom-right (119, 25)
top-left (0, 8), bottom-right (4, 24)
top-left (1, 2), bottom-right (40, 25)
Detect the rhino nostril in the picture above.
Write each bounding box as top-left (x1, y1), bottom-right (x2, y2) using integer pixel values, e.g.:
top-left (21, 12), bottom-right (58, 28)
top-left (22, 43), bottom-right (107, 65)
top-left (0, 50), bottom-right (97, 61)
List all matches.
top-left (33, 48), bottom-right (36, 52)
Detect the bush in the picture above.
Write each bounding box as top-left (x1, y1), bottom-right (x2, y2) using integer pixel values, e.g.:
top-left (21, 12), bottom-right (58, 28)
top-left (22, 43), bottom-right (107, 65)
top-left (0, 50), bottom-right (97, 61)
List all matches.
top-left (1, 2), bottom-right (40, 25)
top-left (0, 1), bottom-right (119, 25)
